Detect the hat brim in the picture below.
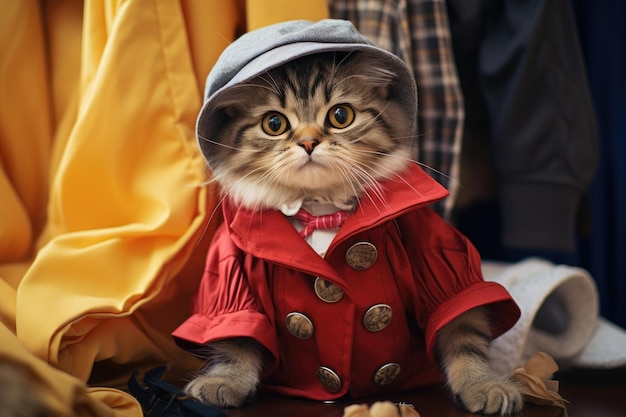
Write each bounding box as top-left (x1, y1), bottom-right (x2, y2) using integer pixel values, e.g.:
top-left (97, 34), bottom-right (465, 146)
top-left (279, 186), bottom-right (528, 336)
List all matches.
top-left (196, 41), bottom-right (417, 161)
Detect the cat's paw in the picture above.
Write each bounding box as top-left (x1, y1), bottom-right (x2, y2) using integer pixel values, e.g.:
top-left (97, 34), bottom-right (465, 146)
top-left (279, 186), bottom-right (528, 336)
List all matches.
top-left (455, 379), bottom-right (523, 415)
top-left (185, 375), bottom-right (254, 408)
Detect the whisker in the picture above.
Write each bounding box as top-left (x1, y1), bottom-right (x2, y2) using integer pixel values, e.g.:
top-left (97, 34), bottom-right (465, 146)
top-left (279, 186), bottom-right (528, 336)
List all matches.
top-left (329, 157), bottom-right (391, 212)
top-left (358, 102), bottom-right (391, 133)
top-left (349, 147), bottom-right (462, 188)
top-left (327, 159), bottom-right (365, 205)
top-left (197, 134), bottom-right (259, 153)
top-left (335, 50), bottom-right (355, 68)
top-left (256, 72), bottom-right (282, 96)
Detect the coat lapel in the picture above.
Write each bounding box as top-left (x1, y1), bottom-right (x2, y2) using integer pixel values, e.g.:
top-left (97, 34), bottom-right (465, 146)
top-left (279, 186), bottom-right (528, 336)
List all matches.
top-left (222, 163), bottom-right (448, 282)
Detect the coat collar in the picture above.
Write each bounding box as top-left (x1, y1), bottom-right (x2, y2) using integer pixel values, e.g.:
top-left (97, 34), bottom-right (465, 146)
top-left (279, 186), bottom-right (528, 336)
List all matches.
top-left (221, 163), bottom-right (448, 279)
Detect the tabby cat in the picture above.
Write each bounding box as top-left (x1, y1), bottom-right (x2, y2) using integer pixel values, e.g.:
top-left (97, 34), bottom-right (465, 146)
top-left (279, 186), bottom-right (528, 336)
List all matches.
top-left (182, 52), bottom-right (522, 415)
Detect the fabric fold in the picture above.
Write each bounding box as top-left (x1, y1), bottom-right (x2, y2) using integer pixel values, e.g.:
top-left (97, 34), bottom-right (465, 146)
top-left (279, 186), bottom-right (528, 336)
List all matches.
top-left (1, 1), bottom-right (329, 416)
top-left (484, 258), bottom-right (626, 373)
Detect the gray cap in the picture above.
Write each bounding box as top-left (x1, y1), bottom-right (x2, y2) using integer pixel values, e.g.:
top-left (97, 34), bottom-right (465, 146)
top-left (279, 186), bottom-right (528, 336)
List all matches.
top-left (197, 19), bottom-right (417, 158)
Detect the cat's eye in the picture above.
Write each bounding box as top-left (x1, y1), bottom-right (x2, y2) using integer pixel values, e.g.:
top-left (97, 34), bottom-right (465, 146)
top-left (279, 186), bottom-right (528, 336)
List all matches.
top-left (327, 104), bottom-right (355, 129)
top-left (261, 112), bottom-right (289, 136)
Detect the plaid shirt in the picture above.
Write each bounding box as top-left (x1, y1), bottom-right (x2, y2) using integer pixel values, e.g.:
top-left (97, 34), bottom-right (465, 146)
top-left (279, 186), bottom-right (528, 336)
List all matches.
top-left (330, 0), bottom-right (464, 217)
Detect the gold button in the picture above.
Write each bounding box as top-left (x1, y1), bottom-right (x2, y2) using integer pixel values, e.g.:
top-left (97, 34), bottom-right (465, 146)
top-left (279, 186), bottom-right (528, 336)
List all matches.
top-left (363, 304), bottom-right (392, 331)
top-left (345, 241), bottom-right (378, 270)
top-left (373, 362), bottom-right (401, 385)
top-left (314, 277), bottom-right (344, 303)
top-left (285, 312), bottom-right (314, 339)
top-left (317, 366), bottom-right (342, 393)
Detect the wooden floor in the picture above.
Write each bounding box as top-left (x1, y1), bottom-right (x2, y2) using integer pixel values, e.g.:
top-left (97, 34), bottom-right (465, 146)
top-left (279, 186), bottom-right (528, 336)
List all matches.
top-left (225, 368), bottom-right (626, 417)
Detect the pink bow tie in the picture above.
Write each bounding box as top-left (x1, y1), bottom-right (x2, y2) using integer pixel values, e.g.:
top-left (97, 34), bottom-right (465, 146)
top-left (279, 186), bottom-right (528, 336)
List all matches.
top-left (293, 208), bottom-right (350, 238)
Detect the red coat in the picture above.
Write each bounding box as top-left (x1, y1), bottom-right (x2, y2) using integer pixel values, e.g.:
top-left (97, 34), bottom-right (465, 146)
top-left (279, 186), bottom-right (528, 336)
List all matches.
top-left (173, 164), bottom-right (520, 400)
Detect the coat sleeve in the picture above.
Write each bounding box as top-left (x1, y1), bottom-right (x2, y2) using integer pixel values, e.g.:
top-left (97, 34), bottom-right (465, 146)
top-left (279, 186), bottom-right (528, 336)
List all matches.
top-left (398, 208), bottom-right (520, 358)
top-left (447, 0), bottom-right (598, 251)
top-left (172, 224), bottom-right (278, 357)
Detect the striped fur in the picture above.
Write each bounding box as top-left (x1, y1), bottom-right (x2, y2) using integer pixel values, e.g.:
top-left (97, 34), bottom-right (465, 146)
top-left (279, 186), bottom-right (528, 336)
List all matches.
top-left (199, 52), bottom-right (415, 212)
top-left (436, 307), bottom-right (523, 414)
top-left (189, 53), bottom-right (523, 415)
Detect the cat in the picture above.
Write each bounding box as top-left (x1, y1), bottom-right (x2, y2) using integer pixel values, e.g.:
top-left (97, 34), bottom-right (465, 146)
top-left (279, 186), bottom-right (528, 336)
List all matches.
top-left (200, 53), bottom-right (413, 213)
top-left (180, 51), bottom-right (523, 415)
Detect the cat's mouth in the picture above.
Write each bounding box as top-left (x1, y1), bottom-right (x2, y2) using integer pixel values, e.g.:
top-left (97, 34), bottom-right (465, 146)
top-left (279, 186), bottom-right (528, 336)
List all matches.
top-left (292, 155), bottom-right (336, 183)
top-left (299, 156), bottom-right (333, 174)
top-left (304, 155), bottom-right (320, 164)
top-left (296, 152), bottom-right (325, 167)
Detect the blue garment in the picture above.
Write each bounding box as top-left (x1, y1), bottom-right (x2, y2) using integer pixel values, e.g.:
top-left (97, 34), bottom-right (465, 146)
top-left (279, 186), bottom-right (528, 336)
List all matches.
top-left (449, 0), bottom-right (626, 328)
top-left (574, 0), bottom-right (626, 328)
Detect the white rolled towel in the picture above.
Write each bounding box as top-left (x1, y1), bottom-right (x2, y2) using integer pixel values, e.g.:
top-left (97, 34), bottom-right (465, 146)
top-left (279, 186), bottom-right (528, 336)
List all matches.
top-left (483, 258), bottom-right (626, 374)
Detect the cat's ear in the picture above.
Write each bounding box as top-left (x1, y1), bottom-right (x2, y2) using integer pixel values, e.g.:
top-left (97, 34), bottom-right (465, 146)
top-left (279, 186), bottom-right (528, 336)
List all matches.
top-left (351, 54), bottom-right (396, 99)
top-left (212, 90), bottom-right (249, 123)
top-left (364, 72), bottom-right (392, 101)
top-left (372, 85), bottom-right (390, 100)
top-left (212, 85), bottom-right (254, 115)
top-left (224, 106), bottom-right (239, 118)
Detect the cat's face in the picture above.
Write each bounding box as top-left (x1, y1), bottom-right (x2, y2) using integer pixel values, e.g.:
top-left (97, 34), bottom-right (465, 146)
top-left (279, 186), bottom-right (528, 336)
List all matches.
top-left (201, 52), bottom-right (415, 211)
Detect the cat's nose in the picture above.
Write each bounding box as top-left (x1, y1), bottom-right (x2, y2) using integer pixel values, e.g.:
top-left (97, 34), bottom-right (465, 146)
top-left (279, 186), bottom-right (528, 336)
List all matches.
top-left (298, 138), bottom-right (319, 155)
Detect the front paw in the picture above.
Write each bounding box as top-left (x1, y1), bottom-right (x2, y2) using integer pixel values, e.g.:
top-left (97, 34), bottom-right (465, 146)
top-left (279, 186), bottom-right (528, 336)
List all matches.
top-left (455, 379), bottom-right (523, 415)
top-left (185, 375), bottom-right (253, 408)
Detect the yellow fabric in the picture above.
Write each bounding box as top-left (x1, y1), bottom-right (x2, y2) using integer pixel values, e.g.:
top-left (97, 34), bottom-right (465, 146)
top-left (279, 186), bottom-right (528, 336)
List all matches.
top-left (246, 0), bottom-right (329, 29)
top-left (0, 1), bottom-right (327, 416)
